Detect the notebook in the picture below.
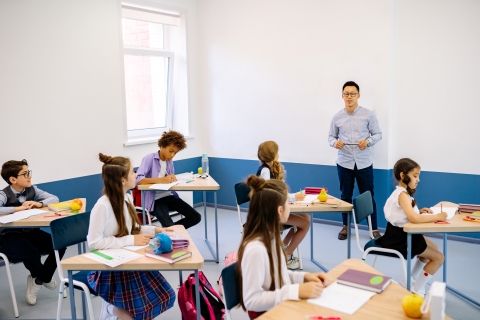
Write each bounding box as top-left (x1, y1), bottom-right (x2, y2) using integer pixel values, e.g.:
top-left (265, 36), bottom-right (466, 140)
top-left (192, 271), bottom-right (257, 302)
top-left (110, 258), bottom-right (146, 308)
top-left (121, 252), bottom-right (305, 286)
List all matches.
top-left (337, 269), bottom-right (392, 293)
top-left (162, 231), bottom-right (190, 248)
top-left (84, 249), bottom-right (143, 268)
top-left (48, 200), bottom-right (82, 213)
top-left (430, 206), bottom-right (458, 220)
top-left (145, 248), bottom-right (192, 264)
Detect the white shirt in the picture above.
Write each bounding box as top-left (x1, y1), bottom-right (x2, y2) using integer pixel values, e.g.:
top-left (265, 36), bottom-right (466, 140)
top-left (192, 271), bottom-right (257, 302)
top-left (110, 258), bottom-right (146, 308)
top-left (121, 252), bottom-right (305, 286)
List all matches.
top-left (241, 239), bottom-right (305, 312)
top-left (87, 193), bottom-right (156, 250)
top-left (259, 167), bottom-right (295, 203)
top-left (155, 159), bottom-right (172, 200)
top-left (384, 186), bottom-right (419, 227)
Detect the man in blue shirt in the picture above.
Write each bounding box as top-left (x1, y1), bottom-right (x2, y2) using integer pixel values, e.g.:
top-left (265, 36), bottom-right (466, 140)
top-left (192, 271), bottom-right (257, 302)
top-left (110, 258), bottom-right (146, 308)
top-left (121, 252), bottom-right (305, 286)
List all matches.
top-left (328, 81), bottom-right (382, 240)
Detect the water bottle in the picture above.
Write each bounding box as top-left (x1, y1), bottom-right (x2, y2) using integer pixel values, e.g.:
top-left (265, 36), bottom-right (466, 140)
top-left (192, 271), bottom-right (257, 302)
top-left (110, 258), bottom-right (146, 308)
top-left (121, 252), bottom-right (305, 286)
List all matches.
top-left (201, 154), bottom-right (209, 177)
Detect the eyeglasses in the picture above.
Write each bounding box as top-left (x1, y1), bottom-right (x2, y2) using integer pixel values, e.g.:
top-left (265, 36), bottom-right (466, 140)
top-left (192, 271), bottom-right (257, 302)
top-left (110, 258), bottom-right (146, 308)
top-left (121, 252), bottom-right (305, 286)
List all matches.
top-left (342, 92), bottom-right (358, 97)
top-left (17, 170), bottom-right (32, 178)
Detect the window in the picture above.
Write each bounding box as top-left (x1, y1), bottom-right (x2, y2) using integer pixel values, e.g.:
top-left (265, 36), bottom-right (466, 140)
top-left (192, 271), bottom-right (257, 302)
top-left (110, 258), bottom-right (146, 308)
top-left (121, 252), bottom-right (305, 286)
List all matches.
top-left (121, 5), bottom-right (189, 144)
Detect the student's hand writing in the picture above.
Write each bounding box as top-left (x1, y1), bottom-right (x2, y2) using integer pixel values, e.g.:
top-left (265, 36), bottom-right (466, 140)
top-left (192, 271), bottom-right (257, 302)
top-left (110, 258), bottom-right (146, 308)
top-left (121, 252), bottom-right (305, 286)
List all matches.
top-left (436, 212), bottom-right (447, 221)
top-left (14, 204), bottom-right (30, 212)
top-left (334, 140), bottom-right (345, 149)
top-left (134, 234), bottom-right (153, 246)
top-left (358, 140), bottom-right (368, 150)
top-left (420, 208), bottom-right (433, 214)
top-left (295, 192), bottom-right (305, 201)
top-left (155, 227), bottom-right (174, 234)
top-left (159, 174), bottom-right (177, 183)
top-left (299, 281), bottom-right (323, 299)
top-left (305, 272), bottom-right (332, 287)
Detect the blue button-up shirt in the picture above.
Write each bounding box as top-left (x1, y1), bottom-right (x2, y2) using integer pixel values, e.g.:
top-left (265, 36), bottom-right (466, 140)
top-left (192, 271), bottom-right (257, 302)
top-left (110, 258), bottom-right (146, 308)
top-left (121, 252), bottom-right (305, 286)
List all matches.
top-left (0, 185), bottom-right (59, 215)
top-left (328, 106), bottom-right (382, 170)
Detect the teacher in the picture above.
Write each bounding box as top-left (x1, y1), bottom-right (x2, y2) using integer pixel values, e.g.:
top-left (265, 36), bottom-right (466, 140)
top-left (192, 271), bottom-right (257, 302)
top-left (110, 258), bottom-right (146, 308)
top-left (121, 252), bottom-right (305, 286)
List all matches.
top-left (328, 81), bottom-right (382, 240)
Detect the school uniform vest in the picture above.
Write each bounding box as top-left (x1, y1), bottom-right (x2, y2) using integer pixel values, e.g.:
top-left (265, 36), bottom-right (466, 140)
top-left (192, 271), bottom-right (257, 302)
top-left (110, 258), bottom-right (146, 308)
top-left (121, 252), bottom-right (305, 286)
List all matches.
top-left (0, 186), bottom-right (36, 235)
top-left (256, 163), bottom-right (276, 179)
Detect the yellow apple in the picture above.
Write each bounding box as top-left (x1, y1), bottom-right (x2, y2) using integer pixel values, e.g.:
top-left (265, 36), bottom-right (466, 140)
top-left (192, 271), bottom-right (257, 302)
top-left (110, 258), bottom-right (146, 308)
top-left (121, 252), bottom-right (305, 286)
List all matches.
top-left (70, 199), bottom-right (83, 211)
top-left (402, 293), bottom-right (424, 318)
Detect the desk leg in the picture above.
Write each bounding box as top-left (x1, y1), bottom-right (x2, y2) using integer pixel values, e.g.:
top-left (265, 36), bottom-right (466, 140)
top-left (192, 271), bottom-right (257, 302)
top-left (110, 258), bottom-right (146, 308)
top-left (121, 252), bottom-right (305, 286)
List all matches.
top-left (443, 233), bottom-right (447, 283)
top-left (179, 271), bottom-right (183, 285)
top-left (214, 192), bottom-right (219, 263)
top-left (347, 212), bottom-right (351, 259)
top-left (310, 213), bottom-right (314, 261)
top-left (141, 191), bottom-right (146, 225)
top-left (204, 191), bottom-right (219, 262)
top-left (68, 270), bottom-right (76, 320)
top-left (195, 270), bottom-right (200, 320)
top-left (407, 233), bottom-right (412, 291)
top-left (77, 243), bottom-right (82, 255)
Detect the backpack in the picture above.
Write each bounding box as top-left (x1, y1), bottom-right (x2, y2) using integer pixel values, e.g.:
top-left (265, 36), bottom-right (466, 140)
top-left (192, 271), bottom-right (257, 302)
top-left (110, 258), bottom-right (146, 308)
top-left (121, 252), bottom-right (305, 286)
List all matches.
top-left (217, 251), bottom-right (238, 297)
top-left (178, 271), bottom-right (225, 320)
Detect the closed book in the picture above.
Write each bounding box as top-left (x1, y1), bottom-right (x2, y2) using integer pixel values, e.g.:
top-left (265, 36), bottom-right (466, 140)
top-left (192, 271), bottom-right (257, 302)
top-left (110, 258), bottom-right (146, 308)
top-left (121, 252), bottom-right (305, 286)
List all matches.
top-left (337, 269), bottom-right (392, 293)
top-left (162, 231), bottom-right (190, 248)
top-left (145, 248), bottom-right (192, 264)
top-left (458, 204), bottom-right (480, 213)
top-left (304, 187), bottom-right (328, 195)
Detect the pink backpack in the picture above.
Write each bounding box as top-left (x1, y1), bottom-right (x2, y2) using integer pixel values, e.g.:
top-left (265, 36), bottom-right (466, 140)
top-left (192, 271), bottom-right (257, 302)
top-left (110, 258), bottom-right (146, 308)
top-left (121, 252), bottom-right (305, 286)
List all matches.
top-left (217, 251), bottom-right (238, 297)
top-left (178, 271), bottom-right (225, 320)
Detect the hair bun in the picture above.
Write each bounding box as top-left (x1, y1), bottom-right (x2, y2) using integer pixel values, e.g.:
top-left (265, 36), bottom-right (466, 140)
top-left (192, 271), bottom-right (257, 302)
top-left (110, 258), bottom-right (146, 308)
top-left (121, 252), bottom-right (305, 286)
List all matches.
top-left (246, 175), bottom-right (265, 191)
top-left (99, 153), bottom-right (113, 164)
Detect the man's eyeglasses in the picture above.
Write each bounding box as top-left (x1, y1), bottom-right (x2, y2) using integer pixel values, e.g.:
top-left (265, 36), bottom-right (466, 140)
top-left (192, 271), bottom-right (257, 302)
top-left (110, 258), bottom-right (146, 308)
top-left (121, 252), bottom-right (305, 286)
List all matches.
top-left (17, 170), bottom-right (32, 178)
top-left (342, 92), bottom-right (358, 97)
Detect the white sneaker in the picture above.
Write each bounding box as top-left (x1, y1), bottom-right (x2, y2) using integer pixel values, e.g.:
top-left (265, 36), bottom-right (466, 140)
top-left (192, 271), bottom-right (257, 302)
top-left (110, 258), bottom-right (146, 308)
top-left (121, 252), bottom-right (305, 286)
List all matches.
top-left (287, 256), bottom-right (300, 270)
top-left (412, 286), bottom-right (426, 298)
top-left (400, 277), bottom-right (416, 289)
top-left (26, 275), bottom-right (42, 305)
top-left (43, 278), bottom-right (57, 290)
top-left (100, 299), bottom-right (118, 320)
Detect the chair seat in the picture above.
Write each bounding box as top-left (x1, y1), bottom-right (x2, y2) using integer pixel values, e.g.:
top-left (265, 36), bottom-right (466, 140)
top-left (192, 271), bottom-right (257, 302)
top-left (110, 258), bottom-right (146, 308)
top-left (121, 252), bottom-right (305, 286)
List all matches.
top-left (64, 271), bottom-right (97, 295)
top-left (364, 239), bottom-right (405, 259)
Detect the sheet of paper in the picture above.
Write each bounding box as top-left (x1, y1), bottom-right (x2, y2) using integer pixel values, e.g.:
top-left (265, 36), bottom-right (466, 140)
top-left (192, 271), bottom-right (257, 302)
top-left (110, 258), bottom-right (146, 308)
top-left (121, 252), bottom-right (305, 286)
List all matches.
top-left (123, 245), bottom-right (148, 251)
top-left (430, 206), bottom-right (458, 220)
top-left (175, 172), bottom-right (194, 182)
top-left (149, 181), bottom-right (181, 190)
top-left (84, 249), bottom-right (143, 268)
top-left (0, 208), bottom-right (46, 224)
top-left (307, 281), bottom-right (376, 315)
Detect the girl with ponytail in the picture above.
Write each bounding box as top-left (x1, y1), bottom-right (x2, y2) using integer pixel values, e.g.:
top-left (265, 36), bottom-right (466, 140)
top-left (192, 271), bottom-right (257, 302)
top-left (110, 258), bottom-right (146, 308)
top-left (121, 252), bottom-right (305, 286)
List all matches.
top-left (256, 140), bottom-right (311, 270)
top-left (375, 158), bottom-right (446, 297)
top-left (236, 175), bottom-right (331, 319)
top-left (87, 153), bottom-right (175, 320)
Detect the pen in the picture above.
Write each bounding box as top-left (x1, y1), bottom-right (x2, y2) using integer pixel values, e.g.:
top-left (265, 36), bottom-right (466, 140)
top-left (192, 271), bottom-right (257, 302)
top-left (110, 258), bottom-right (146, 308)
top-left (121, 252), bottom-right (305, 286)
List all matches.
top-left (305, 316), bottom-right (341, 320)
top-left (441, 203), bottom-right (443, 212)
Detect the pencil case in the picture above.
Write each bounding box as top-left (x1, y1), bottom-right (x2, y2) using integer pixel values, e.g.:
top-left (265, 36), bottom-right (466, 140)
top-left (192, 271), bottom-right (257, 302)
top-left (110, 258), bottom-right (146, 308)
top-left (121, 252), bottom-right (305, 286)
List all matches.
top-left (304, 187), bottom-right (328, 195)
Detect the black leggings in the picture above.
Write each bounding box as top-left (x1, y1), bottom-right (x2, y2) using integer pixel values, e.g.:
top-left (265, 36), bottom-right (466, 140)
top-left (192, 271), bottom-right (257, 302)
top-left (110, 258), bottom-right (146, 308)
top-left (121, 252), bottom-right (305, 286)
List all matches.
top-left (152, 195), bottom-right (201, 229)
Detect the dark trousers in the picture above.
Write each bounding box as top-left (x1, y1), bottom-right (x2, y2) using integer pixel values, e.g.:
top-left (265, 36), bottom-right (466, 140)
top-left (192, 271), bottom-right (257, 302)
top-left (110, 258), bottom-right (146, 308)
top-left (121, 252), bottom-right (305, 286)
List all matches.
top-left (337, 164), bottom-right (378, 230)
top-left (152, 195), bottom-right (201, 229)
top-left (0, 229), bottom-right (66, 283)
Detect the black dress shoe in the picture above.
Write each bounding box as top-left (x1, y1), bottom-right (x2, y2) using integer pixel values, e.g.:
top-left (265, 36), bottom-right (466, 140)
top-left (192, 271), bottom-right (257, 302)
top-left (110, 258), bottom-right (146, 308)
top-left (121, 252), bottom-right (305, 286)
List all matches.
top-left (338, 225), bottom-right (348, 240)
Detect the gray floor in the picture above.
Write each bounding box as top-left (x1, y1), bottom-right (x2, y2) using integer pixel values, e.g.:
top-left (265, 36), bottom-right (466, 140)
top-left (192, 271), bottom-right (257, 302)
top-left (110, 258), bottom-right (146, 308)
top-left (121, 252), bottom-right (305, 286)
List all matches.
top-left (0, 207), bottom-right (479, 319)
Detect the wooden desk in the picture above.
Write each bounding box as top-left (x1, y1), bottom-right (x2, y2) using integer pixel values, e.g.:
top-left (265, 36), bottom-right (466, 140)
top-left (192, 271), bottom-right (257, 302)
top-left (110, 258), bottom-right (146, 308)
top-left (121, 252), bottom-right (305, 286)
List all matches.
top-left (258, 258), bottom-right (450, 320)
top-left (0, 198), bottom-right (87, 228)
top-left (138, 176), bottom-right (220, 263)
top-left (404, 201), bottom-right (480, 308)
top-left (290, 200), bottom-right (353, 271)
top-left (61, 225), bottom-right (204, 320)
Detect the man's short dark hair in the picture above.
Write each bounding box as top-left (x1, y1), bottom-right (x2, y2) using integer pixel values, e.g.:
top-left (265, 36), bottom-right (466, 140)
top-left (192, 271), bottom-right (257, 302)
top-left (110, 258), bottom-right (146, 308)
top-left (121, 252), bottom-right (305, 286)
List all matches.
top-left (1, 159), bottom-right (28, 185)
top-left (342, 81), bottom-right (360, 93)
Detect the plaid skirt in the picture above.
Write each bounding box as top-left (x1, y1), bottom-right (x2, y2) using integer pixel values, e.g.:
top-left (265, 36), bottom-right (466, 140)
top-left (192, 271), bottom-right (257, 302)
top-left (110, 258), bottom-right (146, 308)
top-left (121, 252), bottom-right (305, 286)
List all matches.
top-left (88, 270), bottom-right (175, 320)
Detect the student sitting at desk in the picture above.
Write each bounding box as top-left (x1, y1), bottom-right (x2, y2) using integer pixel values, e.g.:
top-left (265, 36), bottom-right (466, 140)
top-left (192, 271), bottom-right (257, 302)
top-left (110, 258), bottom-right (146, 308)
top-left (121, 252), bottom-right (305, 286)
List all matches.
top-left (237, 175), bottom-right (331, 319)
top-left (87, 153), bottom-right (175, 320)
top-left (0, 159), bottom-right (64, 306)
top-left (375, 158), bottom-right (446, 297)
top-left (136, 130), bottom-right (201, 229)
top-left (256, 140), bottom-right (310, 270)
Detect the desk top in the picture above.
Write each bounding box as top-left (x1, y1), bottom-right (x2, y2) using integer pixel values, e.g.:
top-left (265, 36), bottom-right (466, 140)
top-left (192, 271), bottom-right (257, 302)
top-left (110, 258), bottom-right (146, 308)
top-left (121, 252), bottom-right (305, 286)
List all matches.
top-left (137, 175), bottom-right (220, 191)
top-left (290, 199), bottom-right (353, 213)
top-left (0, 198), bottom-right (87, 227)
top-left (404, 201), bottom-right (480, 233)
top-left (258, 258), bottom-right (448, 320)
top-left (61, 225), bottom-right (204, 271)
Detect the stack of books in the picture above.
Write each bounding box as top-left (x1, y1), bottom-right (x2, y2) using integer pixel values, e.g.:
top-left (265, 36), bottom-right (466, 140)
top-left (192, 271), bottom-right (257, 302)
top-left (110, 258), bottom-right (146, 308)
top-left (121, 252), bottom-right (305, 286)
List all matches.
top-left (163, 231), bottom-right (190, 248)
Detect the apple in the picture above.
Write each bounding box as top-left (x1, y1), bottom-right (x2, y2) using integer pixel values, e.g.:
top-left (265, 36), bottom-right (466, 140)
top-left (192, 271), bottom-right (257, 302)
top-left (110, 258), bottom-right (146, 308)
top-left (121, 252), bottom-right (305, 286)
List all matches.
top-left (70, 199), bottom-right (83, 211)
top-left (402, 293), bottom-right (424, 318)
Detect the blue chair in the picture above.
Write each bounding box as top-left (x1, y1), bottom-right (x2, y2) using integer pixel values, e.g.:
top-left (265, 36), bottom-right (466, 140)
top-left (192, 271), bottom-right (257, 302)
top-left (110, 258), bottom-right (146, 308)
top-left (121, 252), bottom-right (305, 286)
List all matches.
top-left (352, 191), bottom-right (407, 283)
top-left (50, 212), bottom-right (97, 320)
top-left (221, 262), bottom-right (239, 320)
top-left (0, 250), bottom-right (19, 318)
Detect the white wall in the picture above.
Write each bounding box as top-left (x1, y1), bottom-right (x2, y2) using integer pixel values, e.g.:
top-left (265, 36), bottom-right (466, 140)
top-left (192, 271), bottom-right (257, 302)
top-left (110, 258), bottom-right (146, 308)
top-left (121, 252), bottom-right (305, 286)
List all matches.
top-left (0, 0), bottom-right (202, 189)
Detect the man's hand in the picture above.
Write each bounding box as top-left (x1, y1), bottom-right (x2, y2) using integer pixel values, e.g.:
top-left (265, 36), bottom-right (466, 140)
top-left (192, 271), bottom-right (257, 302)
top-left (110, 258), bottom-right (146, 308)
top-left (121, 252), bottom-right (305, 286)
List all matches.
top-left (334, 140), bottom-right (345, 149)
top-left (358, 140), bottom-right (369, 150)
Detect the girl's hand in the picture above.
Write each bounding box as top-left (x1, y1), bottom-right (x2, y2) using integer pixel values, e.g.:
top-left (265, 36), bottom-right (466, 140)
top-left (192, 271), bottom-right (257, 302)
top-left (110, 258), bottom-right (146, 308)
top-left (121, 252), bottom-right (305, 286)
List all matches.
top-left (420, 208), bottom-right (433, 214)
top-left (299, 282), bottom-right (323, 299)
top-left (305, 272), bottom-right (332, 287)
top-left (436, 212), bottom-right (447, 221)
top-left (295, 192), bottom-right (305, 201)
top-left (134, 234), bottom-right (153, 246)
top-left (155, 227), bottom-right (174, 234)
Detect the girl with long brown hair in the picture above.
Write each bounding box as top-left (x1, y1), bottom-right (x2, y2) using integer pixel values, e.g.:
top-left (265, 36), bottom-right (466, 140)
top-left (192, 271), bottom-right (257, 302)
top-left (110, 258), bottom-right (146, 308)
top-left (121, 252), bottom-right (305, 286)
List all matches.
top-left (87, 153), bottom-right (175, 320)
top-left (257, 140), bottom-right (311, 270)
top-left (236, 175), bottom-right (331, 319)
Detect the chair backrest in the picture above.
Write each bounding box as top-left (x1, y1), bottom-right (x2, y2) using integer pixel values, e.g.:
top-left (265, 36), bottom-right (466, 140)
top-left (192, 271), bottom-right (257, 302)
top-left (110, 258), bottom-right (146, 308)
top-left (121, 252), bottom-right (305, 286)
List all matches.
top-left (50, 212), bottom-right (91, 251)
top-left (221, 262), bottom-right (239, 310)
top-left (234, 182), bottom-right (251, 206)
top-left (353, 191), bottom-right (373, 225)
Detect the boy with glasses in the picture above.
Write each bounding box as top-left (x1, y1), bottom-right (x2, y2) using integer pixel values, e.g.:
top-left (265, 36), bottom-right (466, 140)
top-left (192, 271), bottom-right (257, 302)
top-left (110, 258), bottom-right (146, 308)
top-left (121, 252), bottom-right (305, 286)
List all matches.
top-left (328, 81), bottom-right (383, 240)
top-left (0, 159), bottom-right (65, 306)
